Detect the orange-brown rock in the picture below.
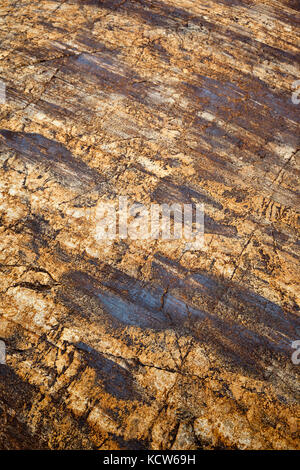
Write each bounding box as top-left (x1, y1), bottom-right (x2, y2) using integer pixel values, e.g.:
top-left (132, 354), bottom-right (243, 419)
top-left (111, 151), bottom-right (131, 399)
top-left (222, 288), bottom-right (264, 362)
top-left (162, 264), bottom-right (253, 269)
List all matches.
top-left (0, 0), bottom-right (299, 450)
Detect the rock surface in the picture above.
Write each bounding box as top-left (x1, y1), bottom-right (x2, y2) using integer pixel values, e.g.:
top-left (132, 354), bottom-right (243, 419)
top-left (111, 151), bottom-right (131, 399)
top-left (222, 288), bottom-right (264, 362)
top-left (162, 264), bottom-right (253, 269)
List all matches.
top-left (0, 0), bottom-right (299, 450)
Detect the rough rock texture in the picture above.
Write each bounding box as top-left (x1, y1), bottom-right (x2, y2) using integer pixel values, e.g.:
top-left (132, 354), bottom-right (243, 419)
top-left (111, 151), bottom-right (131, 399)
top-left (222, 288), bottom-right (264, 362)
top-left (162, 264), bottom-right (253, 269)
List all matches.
top-left (0, 0), bottom-right (299, 450)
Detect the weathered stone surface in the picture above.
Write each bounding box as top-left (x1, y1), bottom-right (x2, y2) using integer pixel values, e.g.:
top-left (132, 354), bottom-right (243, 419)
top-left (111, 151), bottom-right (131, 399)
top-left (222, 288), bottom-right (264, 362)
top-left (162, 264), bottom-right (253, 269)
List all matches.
top-left (0, 0), bottom-right (299, 450)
